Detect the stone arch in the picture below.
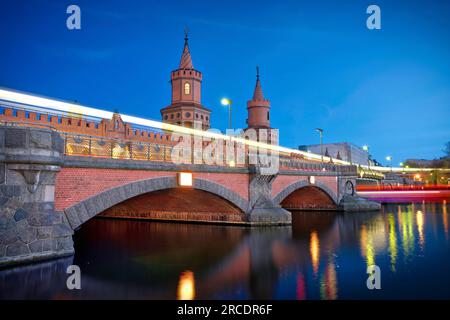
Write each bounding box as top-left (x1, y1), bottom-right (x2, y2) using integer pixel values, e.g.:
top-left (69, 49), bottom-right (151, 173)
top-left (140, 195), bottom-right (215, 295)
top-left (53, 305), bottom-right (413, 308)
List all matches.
top-left (64, 176), bottom-right (249, 230)
top-left (273, 180), bottom-right (338, 205)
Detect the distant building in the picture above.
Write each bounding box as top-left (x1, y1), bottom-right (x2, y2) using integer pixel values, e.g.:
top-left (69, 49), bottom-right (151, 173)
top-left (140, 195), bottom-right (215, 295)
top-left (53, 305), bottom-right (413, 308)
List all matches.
top-left (298, 142), bottom-right (371, 166)
top-left (405, 159), bottom-right (434, 167)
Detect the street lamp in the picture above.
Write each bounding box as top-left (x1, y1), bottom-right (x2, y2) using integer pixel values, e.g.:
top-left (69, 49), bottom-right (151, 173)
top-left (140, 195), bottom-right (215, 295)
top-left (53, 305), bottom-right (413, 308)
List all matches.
top-left (315, 128), bottom-right (324, 168)
top-left (362, 145), bottom-right (370, 170)
top-left (221, 98), bottom-right (232, 130)
top-left (386, 155), bottom-right (392, 172)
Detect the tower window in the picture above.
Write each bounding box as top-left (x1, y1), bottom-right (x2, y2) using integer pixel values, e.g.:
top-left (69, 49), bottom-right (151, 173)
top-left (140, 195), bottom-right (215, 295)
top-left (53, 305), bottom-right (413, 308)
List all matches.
top-left (267, 112), bottom-right (270, 120)
top-left (184, 82), bottom-right (190, 95)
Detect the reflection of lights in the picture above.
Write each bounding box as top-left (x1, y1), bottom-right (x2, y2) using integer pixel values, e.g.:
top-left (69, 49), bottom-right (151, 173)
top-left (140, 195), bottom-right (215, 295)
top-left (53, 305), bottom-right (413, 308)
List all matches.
top-left (177, 270), bottom-right (195, 300)
top-left (310, 231), bottom-right (320, 275)
top-left (320, 261), bottom-right (338, 300)
top-left (399, 207), bottom-right (415, 260)
top-left (416, 210), bottom-right (425, 249)
top-left (388, 213), bottom-right (398, 272)
top-left (360, 225), bottom-right (375, 267)
top-left (443, 200), bottom-right (448, 238)
top-left (296, 273), bottom-right (306, 300)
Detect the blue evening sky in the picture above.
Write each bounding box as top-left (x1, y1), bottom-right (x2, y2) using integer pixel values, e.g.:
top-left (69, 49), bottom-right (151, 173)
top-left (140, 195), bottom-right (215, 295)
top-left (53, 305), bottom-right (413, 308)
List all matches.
top-left (0, 0), bottom-right (449, 164)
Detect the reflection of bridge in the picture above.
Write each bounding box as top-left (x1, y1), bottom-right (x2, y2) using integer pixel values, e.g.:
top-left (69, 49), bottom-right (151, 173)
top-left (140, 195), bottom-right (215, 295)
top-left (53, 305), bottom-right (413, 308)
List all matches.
top-left (0, 215), bottom-right (341, 299)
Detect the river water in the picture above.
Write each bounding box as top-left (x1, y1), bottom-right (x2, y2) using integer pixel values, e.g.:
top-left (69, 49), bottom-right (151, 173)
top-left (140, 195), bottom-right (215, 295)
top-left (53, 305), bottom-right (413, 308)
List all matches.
top-left (1, 202), bottom-right (449, 299)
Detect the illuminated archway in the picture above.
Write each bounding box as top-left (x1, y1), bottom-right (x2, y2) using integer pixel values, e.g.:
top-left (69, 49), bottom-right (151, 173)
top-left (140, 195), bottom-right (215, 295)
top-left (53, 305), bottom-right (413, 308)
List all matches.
top-left (64, 176), bottom-right (249, 229)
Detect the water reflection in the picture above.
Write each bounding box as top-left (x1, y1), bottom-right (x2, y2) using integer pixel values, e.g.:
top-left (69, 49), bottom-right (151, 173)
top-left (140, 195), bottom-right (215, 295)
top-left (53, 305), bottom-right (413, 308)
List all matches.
top-left (309, 231), bottom-right (320, 276)
top-left (320, 258), bottom-right (338, 300)
top-left (177, 270), bottom-right (195, 300)
top-left (1, 202), bottom-right (449, 299)
top-left (443, 200), bottom-right (448, 238)
top-left (387, 213), bottom-right (398, 272)
top-left (416, 211), bottom-right (424, 250)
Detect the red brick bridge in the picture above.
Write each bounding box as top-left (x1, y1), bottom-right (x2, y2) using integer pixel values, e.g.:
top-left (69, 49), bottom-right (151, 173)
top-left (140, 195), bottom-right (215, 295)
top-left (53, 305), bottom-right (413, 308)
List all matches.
top-left (57, 156), bottom-right (355, 229)
top-left (1, 123), bottom-right (379, 267)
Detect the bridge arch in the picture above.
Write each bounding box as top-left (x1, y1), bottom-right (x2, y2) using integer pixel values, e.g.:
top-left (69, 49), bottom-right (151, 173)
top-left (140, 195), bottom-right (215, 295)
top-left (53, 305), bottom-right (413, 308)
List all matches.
top-left (273, 180), bottom-right (338, 210)
top-left (64, 176), bottom-right (249, 229)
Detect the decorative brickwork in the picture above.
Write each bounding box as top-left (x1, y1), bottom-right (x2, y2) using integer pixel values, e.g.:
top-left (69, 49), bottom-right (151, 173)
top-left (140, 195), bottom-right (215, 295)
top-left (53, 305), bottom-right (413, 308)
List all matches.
top-left (55, 168), bottom-right (250, 212)
top-left (63, 176), bottom-right (250, 229)
top-left (0, 108), bottom-right (174, 145)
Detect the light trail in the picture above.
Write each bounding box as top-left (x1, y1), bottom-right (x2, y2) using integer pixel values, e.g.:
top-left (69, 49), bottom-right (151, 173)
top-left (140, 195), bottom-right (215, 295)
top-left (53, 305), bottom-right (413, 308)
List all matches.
top-left (1, 87), bottom-right (450, 173)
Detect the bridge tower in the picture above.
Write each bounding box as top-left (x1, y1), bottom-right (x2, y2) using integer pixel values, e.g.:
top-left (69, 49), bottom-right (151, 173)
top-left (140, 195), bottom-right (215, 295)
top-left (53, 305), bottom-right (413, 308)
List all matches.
top-left (247, 67), bottom-right (271, 130)
top-left (160, 32), bottom-right (211, 130)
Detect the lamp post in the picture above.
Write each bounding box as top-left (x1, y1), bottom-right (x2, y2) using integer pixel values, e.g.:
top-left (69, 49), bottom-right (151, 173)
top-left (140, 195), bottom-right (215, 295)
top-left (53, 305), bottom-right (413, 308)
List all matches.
top-left (221, 98), bottom-right (232, 130)
top-left (315, 128), bottom-right (324, 168)
top-left (386, 155), bottom-right (392, 172)
top-left (400, 162), bottom-right (405, 174)
top-left (362, 145), bottom-right (370, 170)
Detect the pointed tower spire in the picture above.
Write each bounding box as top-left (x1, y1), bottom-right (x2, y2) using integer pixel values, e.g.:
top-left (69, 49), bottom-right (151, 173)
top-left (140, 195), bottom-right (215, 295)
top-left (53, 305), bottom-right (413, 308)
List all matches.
top-left (252, 66), bottom-right (265, 101)
top-left (162, 29), bottom-right (210, 130)
top-left (179, 28), bottom-right (193, 69)
top-left (247, 66), bottom-right (271, 129)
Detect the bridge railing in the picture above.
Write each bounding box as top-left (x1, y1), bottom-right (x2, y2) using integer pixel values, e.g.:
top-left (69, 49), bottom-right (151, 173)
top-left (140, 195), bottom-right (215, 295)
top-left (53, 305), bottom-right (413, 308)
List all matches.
top-left (64, 132), bottom-right (175, 163)
top-left (279, 155), bottom-right (357, 174)
top-left (62, 132), bottom-right (357, 172)
top-left (62, 132), bottom-right (250, 167)
top-left (1, 120), bottom-right (357, 173)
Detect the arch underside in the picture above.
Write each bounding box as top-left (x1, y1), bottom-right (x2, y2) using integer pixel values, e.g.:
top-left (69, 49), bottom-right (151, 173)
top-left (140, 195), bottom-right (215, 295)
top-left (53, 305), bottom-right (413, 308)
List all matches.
top-left (64, 177), bottom-right (249, 230)
top-left (99, 188), bottom-right (245, 223)
top-left (274, 181), bottom-right (338, 211)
